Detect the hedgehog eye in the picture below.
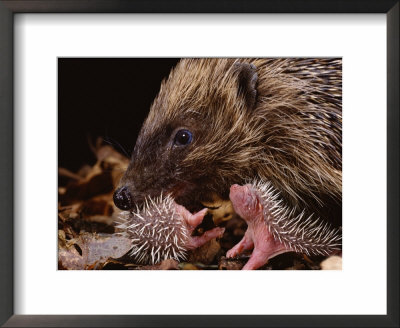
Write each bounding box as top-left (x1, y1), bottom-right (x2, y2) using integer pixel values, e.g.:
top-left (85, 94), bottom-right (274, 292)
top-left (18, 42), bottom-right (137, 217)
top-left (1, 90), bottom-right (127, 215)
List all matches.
top-left (174, 129), bottom-right (193, 146)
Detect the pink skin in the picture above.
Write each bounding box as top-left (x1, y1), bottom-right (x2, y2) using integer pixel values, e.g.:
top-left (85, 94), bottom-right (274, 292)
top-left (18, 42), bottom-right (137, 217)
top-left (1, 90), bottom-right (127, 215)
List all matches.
top-left (227, 184), bottom-right (290, 270)
top-left (174, 205), bottom-right (225, 250)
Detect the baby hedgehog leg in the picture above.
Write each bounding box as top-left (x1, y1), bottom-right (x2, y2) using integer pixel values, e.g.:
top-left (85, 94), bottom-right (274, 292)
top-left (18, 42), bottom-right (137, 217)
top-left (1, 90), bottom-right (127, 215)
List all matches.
top-left (227, 182), bottom-right (341, 270)
top-left (116, 195), bottom-right (225, 265)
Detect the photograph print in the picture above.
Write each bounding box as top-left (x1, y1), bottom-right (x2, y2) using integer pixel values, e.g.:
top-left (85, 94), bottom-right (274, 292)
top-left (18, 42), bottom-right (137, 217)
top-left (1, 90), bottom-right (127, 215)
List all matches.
top-left (58, 58), bottom-right (342, 270)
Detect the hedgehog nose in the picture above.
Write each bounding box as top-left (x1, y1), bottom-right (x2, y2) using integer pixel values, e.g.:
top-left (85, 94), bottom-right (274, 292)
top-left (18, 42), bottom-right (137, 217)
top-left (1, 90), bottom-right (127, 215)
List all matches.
top-left (113, 186), bottom-right (133, 210)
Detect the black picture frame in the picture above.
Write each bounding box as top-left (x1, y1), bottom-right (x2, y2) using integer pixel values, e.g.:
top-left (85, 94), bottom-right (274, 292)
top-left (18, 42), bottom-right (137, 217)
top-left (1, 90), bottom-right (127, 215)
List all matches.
top-left (0, 1), bottom-right (398, 327)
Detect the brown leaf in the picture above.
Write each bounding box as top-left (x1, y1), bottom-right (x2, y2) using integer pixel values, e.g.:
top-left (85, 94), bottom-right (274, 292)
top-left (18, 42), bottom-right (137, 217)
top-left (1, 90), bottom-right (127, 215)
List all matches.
top-left (218, 256), bottom-right (246, 270)
top-left (59, 171), bottom-right (114, 205)
top-left (188, 238), bottom-right (221, 264)
top-left (134, 259), bottom-right (179, 270)
top-left (58, 167), bottom-right (84, 181)
top-left (58, 233), bottom-right (132, 270)
top-left (201, 194), bottom-right (234, 225)
top-left (179, 263), bottom-right (199, 270)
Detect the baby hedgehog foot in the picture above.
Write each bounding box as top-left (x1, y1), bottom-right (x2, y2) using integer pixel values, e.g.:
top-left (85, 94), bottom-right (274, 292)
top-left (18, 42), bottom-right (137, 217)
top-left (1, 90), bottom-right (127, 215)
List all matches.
top-left (116, 195), bottom-right (225, 265)
top-left (227, 182), bottom-right (341, 270)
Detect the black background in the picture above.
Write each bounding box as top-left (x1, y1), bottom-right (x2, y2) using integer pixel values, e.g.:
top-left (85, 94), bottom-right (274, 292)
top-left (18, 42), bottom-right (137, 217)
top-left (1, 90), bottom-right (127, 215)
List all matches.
top-left (58, 58), bottom-right (180, 172)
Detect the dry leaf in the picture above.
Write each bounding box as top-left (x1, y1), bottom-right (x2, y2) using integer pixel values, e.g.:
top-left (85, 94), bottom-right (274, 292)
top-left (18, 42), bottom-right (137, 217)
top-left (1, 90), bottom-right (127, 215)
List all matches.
top-left (58, 233), bottom-right (131, 270)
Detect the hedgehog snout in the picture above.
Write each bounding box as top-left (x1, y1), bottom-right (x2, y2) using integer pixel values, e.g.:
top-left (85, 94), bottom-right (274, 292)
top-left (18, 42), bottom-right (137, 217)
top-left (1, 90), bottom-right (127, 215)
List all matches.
top-left (113, 186), bottom-right (133, 210)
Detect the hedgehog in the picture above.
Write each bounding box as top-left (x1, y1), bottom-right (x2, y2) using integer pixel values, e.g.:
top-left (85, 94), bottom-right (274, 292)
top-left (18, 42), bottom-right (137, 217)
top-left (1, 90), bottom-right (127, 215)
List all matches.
top-left (113, 58), bottom-right (342, 268)
top-left (115, 194), bottom-right (225, 265)
top-left (227, 181), bottom-right (341, 270)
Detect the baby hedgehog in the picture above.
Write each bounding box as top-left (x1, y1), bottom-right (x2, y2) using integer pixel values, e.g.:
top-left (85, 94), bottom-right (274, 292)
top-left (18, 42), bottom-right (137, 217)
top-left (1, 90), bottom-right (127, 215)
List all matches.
top-left (116, 194), bottom-right (224, 265)
top-left (228, 181), bottom-right (341, 270)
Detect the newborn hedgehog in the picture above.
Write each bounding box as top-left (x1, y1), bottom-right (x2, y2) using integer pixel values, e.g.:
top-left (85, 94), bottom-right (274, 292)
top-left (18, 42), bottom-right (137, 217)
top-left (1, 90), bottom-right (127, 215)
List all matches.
top-left (116, 194), bottom-right (224, 265)
top-left (114, 58), bottom-right (342, 268)
top-left (228, 181), bottom-right (341, 270)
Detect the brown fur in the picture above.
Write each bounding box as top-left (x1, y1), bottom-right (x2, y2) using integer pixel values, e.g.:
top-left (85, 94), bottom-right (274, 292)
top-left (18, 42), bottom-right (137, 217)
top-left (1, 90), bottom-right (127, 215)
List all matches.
top-left (120, 58), bottom-right (342, 226)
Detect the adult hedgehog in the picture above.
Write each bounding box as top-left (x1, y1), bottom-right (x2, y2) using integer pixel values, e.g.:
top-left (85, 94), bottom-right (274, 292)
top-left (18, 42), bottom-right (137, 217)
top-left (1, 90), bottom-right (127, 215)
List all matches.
top-left (114, 58), bottom-right (342, 267)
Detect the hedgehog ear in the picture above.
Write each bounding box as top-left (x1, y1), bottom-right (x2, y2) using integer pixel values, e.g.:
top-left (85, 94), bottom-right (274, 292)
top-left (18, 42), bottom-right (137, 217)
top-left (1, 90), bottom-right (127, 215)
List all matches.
top-left (234, 62), bottom-right (258, 109)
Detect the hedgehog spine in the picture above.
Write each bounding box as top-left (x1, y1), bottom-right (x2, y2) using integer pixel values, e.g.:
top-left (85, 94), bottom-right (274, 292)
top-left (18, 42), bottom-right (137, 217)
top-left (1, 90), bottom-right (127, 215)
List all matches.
top-left (115, 194), bottom-right (190, 265)
top-left (251, 179), bottom-right (341, 256)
